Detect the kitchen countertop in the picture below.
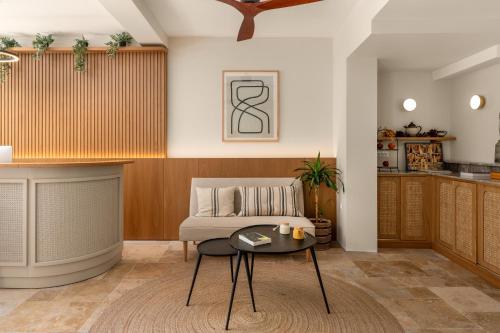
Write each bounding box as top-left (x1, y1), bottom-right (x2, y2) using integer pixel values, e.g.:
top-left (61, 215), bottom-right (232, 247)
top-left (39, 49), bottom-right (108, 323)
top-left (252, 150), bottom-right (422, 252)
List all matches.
top-left (378, 170), bottom-right (500, 187)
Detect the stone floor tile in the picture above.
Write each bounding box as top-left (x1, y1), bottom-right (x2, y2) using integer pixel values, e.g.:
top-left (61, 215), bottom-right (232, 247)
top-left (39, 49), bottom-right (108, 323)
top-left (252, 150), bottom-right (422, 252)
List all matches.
top-left (396, 298), bottom-right (479, 329)
top-left (429, 287), bottom-right (500, 313)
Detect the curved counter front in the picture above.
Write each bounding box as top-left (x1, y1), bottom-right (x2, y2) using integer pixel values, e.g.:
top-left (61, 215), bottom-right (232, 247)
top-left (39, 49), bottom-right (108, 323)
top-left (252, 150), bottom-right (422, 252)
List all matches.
top-left (0, 160), bottom-right (132, 288)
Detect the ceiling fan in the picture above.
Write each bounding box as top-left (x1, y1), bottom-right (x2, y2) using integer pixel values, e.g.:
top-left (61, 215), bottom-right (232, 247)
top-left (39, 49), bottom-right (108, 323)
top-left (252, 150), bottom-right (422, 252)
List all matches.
top-left (217, 0), bottom-right (323, 42)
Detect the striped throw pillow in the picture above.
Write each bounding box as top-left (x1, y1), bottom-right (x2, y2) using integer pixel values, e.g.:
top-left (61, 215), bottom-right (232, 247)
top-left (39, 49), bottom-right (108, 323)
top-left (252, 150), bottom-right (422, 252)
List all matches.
top-left (195, 187), bottom-right (236, 217)
top-left (238, 186), bottom-right (302, 217)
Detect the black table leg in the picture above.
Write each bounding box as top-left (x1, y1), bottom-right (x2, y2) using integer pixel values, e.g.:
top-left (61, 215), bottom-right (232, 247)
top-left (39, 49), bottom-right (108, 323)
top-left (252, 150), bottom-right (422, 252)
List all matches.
top-left (230, 256), bottom-right (234, 282)
top-left (310, 247), bottom-right (330, 314)
top-left (250, 253), bottom-right (254, 283)
top-left (243, 253), bottom-right (256, 312)
top-left (225, 250), bottom-right (242, 330)
top-left (186, 253), bottom-right (203, 306)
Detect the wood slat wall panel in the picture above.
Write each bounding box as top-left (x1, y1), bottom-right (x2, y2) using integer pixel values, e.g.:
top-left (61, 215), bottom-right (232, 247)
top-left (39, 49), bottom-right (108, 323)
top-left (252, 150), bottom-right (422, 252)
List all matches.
top-left (124, 159), bottom-right (165, 240)
top-left (160, 158), bottom-right (337, 241)
top-left (0, 49), bottom-right (166, 158)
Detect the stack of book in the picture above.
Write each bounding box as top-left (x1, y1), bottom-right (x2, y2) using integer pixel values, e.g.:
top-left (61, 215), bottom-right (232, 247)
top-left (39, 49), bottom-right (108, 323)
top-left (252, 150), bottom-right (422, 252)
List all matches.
top-left (491, 171), bottom-right (500, 181)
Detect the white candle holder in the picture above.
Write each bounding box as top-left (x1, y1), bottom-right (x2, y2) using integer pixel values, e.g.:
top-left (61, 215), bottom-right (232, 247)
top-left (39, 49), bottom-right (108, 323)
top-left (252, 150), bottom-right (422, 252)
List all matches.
top-left (0, 146), bottom-right (13, 163)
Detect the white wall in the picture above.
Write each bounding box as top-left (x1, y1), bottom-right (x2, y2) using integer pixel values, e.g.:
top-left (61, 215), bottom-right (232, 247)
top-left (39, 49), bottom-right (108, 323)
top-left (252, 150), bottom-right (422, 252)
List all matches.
top-left (333, 0), bottom-right (389, 252)
top-left (345, 56), bottom-right (379, 252)
top-left (378, 71), bottom-right (452, 131)
top-left (167, 37), bottom-right (333, 157)
top-left (378, 71), bottom-right (453, 167)
top-left (449, 63), bottom-right (500, 164)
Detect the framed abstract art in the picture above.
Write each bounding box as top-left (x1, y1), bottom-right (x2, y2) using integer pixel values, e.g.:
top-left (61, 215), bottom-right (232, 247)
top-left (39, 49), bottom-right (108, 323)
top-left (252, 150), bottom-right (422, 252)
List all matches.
top-left (222, 70), bottom-right (279, 142)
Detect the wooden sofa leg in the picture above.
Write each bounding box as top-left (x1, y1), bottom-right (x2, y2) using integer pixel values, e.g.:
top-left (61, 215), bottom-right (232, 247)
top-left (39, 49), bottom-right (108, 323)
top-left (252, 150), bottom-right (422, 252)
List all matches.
top-left (183, 241), bottom-right (188, 262)
top-left (306, 249), bottom-right (312, 262)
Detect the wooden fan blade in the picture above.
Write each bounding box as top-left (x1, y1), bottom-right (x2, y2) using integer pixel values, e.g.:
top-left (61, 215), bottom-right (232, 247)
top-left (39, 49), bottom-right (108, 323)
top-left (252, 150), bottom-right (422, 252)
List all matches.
top-left (257, 0), bottom-right (322, 11)
top-left (237, 15), bottom-right (256, 41)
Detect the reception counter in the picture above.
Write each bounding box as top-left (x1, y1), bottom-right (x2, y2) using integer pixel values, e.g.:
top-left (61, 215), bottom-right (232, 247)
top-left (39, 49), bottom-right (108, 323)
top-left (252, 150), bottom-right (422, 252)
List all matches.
top-left (0, 159), bottom-right (132, 288)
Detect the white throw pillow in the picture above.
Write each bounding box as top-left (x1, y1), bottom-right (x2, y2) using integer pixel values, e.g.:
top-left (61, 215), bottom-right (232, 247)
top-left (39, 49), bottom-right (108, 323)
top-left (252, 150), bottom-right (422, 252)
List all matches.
top-left (238, 185), bottom-right (302, 217)
top-left (195, 187), bottom-right (236, 217)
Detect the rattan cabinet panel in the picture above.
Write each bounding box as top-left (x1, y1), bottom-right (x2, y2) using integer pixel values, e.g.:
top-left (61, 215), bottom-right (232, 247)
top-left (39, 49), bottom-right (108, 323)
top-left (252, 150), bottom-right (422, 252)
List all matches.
top-left (378, 176), bottom-right (400, 240)
top-left (478, 185), bottom-right (500, 275)
top-left (437, 178), bottom-right (455, 249)
top-left (401, 177), bottom-right (430, 241)
top-left (454, 182), bottom-right (477, 263)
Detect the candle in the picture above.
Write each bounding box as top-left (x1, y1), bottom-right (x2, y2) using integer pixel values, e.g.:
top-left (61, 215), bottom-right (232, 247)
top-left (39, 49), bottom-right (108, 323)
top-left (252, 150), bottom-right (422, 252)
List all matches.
top-left (0, 146), bottom-right (13, 163)
top-left (279, 222), bottom-right (290, 235)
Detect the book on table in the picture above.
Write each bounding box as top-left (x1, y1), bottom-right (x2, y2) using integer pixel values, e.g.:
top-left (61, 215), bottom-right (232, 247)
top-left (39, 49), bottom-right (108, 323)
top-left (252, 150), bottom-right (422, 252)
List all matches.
top-left (239, 232), bottom-right (271, 246)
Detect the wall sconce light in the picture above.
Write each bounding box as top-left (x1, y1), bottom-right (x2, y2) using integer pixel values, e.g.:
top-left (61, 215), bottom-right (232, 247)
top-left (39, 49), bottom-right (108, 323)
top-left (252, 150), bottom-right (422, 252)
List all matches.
top-left (0, 51), bottom-right (20, 63)
top-left (470, 95), bottom-right (485, 111)
top-left (403, 98), bottom-right (417, 112)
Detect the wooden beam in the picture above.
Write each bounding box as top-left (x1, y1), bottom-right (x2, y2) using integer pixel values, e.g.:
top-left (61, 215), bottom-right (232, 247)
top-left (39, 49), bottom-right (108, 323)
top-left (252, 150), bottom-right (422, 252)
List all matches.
top-left (98, 0), bottom-right (168, 46)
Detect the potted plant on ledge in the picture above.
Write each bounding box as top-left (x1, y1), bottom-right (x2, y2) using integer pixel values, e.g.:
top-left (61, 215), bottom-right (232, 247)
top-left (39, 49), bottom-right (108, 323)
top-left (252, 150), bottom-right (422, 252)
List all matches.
top-left (295, 152), bottom-right (344, 250)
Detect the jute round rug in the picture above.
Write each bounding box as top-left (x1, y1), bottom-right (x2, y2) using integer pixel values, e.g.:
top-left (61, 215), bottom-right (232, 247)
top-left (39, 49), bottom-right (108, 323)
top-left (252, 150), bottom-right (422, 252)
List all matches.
top-left (91, 258), bottom-right (403, 333)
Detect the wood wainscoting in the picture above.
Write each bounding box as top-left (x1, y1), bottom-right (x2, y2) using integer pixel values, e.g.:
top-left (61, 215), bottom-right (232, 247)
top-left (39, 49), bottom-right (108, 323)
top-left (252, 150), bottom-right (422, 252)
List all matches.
top-left (0, 47), bottom-right (166, 159)
top-left (124, 158), bottom-right (337, 241)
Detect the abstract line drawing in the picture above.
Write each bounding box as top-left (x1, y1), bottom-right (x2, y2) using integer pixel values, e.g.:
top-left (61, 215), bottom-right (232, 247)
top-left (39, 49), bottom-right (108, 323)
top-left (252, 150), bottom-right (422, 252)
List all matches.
top-left (230, 80), bottom-right (270, 135)
top-left (223, 71), bottom-right (279, 142)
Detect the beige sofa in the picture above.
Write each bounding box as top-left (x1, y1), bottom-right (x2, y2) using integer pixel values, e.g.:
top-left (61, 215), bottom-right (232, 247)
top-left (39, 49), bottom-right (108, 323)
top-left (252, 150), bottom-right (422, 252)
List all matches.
top-left (179, 178), bottom-right (315, 261)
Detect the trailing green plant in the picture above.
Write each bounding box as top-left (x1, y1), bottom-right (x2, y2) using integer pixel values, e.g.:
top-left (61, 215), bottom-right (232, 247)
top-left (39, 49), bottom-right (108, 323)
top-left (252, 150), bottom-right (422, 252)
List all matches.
top-left (72, 36), bottom-right (89, 72)
top-left (32, 33), bottom-right (54, 60)
top-left (0, 36), bottom-right (21, 84)
top-left (105, 32), bottom-right (133, 57)
top-left (294, 152), bottom-right (344, 222)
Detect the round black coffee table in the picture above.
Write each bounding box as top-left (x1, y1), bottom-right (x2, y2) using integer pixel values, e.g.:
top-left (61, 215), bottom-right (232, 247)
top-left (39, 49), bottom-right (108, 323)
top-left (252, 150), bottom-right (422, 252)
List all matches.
top-left (186, 238), bottom-right (243, 306)
top-left (224, 225), bottom-right (330, 330)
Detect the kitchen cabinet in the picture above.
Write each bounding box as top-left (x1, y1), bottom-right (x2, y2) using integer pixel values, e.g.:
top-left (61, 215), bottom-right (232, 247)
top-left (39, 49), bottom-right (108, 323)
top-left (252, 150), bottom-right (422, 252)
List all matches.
top-left (436, 177), bottom-right (477, 263)
top-left (378, 176), bottom-right (400, 240)
top-left (377, 175), bottom-right (431, 244)
top-left (478, 184), bottom-right (500, 275)
top-left (401, 177), bottom-right (431, 241)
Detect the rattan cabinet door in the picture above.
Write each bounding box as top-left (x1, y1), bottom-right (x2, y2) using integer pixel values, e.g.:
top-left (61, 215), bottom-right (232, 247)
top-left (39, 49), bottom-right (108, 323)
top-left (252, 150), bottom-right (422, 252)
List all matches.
top-left (454, 181), bottom-right (477, 263)
top-left (478, 185), bottom-right (500, 275)
top-left (378, 176), bottom-right (400, 240)
top-left (401, 177), bottom-right (430, 241)
top-left (436, 178), bottom-right (455, 249)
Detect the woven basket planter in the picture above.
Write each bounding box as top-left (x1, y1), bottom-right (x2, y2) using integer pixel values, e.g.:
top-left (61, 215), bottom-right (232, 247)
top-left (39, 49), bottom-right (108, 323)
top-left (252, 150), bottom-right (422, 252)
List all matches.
top-left (309, 218), bottom-right (333, 251)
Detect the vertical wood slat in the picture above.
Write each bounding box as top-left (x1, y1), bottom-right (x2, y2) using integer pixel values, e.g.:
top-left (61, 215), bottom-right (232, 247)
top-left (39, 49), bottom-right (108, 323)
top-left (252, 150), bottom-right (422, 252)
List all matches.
top-left (0, 48), bottom-right (166, 159)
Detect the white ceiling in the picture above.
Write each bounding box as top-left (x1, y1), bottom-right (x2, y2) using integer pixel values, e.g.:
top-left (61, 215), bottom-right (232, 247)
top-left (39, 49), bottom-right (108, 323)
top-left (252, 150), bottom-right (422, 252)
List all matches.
top-left (143, 0), bottom-right (357, 38)
top-left (356, 33), bottom-right (500, 72)
top-left (0, 0), bottom-right (123, 45)
top-left (0, 0), bottom-right (358, 42)
top-left (377, 0), bottom-right (500, 20)
top-left (356, 0), bottom-right (500, 72)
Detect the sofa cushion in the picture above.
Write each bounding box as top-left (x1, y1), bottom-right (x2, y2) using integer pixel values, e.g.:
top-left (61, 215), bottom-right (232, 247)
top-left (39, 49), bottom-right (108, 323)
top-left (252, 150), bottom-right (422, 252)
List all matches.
top-left (238, 186), bottom-right (303, 217)
top-left (195, 186), bottom-right (235, 217)
top-left (189, 178), bottom-right (304, 217)
top-left (179, 216), bottom-right (315, 241)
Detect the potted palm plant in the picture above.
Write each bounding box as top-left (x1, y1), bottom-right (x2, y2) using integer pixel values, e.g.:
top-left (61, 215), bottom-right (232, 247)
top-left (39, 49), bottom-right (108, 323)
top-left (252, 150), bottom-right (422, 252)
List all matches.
top-left (295, 152), bottom-right (344, 248)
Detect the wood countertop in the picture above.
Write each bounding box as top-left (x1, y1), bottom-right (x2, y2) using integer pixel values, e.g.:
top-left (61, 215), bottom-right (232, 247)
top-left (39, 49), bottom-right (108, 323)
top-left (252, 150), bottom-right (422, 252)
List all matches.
top-left (0, 159), bottom-right (133, 168)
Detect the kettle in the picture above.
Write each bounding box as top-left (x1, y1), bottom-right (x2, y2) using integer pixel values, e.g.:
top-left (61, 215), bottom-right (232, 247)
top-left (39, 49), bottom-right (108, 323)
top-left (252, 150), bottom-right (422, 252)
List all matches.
top-left (404, 122), bottom-right (422, 137)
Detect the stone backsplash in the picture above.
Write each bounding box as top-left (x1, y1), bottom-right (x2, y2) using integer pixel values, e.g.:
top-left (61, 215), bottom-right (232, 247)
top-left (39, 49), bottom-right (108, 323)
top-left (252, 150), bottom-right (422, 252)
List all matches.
top-left (445, 161), bottom-right (500, 173)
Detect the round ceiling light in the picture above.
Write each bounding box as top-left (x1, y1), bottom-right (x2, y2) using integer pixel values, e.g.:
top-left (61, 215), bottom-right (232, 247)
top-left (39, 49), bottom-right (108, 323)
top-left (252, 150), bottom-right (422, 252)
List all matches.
top-left (0, 50), bottom-right (20, 63)
top-left (403, 98), bottom-right (417, 112)
top-left (470, 95), bottom-right (485, 111)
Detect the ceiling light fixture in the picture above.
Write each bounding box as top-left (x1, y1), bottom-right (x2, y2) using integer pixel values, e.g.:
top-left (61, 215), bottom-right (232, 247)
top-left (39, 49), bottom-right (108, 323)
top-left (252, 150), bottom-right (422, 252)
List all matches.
top-left (403, 98), bottom-right (417, 112)
top-left (0, 50), bottom-right (20, 63)
top-left (470, 95), bottom-right (485, 111)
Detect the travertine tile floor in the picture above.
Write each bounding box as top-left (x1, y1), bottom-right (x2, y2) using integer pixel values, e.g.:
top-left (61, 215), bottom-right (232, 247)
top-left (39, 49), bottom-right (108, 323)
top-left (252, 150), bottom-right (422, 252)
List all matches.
top-left (1, 243), bottom-right (499, 333)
